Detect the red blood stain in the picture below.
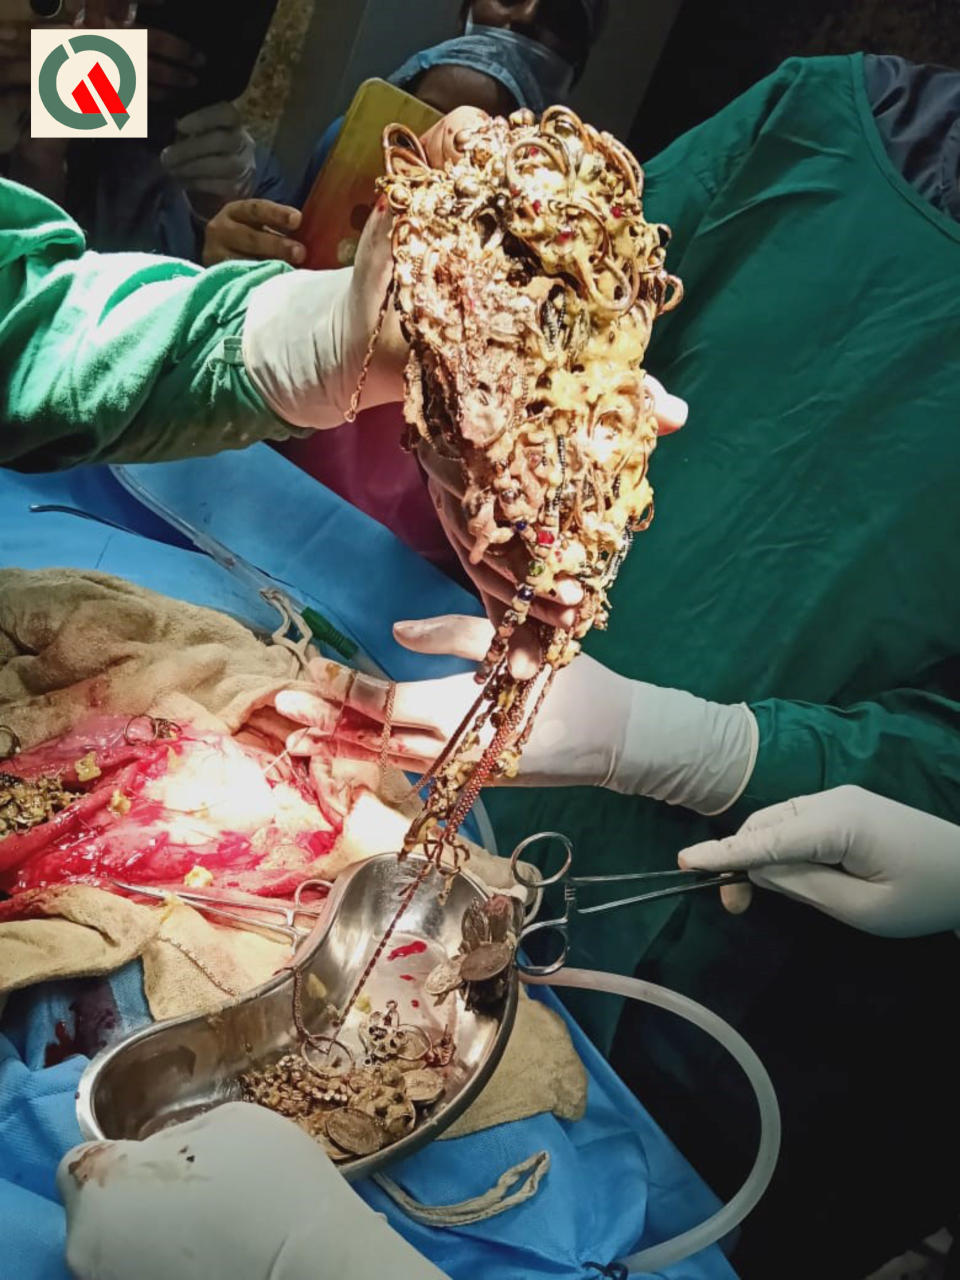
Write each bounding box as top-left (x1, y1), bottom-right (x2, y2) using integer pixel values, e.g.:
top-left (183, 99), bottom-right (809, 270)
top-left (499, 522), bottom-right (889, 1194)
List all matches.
top-left (303, 828), bottom-right (336, 858)
top-left (386, 940), bottom-right (426, 961)
top-left (399, 974), bottom-right (415, 982)
top-left (44, 988), bottom-right (118, 1066)
top-left (44, 1021), bottom-right (79, 1067)
top-left (411, 1000), bottom-right (420, 1009)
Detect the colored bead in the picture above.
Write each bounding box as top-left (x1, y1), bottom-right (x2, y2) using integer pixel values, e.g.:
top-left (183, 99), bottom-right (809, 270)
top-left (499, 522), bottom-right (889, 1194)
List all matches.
top-left (536, 529), bottom-right (555, 546)
top-left (514, 519), bottom-right (528, 532)
top-left (532, 200), bottom-right (542, 214)
top-left (557, 229), bottom-right (573, 244)
top-left (611, 204), bottom-right (623, 219)
top-left (528, 561), bottom-right (546, 576)
top-left (518, 585), bottom-right (534, 602)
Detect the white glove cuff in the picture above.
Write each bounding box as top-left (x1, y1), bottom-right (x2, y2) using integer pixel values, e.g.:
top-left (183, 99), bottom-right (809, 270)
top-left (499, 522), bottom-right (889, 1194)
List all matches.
top-left (613, 683), bottom-right (759, 815)
top-left (242, 267), bottom-right (356, 430)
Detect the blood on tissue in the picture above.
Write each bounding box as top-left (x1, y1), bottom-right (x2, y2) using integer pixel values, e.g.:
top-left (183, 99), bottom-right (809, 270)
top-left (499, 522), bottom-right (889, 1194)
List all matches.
top-left (4, 722), bottom-right (183, 791)
top-left (45, 1021), bottom-right (80, 1068)
top-left (301, 828), bottom-right (336, 859)
top-left (0, 886), bottom-right (60, 923)
top-left (1, 721), bottom-right (342, 897)
top-left (45, 988), bottom-right (118, 1066)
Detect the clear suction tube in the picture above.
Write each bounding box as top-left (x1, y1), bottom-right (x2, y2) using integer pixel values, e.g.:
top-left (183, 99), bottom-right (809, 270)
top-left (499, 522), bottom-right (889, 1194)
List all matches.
top-left (522, 968), bottom-right (781, 1275)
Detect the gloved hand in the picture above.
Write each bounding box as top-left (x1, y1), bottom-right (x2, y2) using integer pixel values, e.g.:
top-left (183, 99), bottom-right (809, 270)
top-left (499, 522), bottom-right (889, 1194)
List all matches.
top-left (161, 101), bottom-right (257, 215)
top-left (417, 378), bottom-right (688, 678)
top-left (279, 614), bottom-right (758, 816)
top-left (241, 106), bottom-right (487, 431)
top-left (678, 785), bottom-right (960, 936)
top-left (59, 1102), bottom-right (450, 1280)
top-left (238, 660), bottom-right (392, 818)
top-left (203, 197), bottom-right (306, 266)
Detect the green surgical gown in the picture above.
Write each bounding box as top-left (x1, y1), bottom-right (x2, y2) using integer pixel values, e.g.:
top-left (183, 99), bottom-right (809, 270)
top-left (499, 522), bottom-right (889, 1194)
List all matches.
top-left (485, 55), bottom-right (960, 1268)
top-left (489, 50), bottom-right (960, 1039)
top-left (0, 177), bottom-right (302, 470)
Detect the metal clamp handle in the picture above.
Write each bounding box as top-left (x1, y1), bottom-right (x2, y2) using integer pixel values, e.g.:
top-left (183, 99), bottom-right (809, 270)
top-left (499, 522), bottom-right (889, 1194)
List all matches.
top-left (509, 831), bottom-right (573, 889)
top-left (515, 917), bottom-right (571, 978)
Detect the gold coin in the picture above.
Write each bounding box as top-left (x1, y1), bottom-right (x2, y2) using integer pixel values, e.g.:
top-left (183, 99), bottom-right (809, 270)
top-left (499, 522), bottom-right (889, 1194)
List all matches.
top-left (404, 1068), bottom-right (445, 1106)
top-left (425, 957), bottom-right (464, 997)
top-left (325, 1107), bottom-right (385, 1156)
top-left (459, 940), bottom-right (513, 982)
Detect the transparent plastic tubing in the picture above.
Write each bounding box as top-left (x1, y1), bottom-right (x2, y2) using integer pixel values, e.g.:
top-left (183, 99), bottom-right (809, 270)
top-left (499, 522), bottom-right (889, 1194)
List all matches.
top-left (522, 967), bottom-right (781, 1275)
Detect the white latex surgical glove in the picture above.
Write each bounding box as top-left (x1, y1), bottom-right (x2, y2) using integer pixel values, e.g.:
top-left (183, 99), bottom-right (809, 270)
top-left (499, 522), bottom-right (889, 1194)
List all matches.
top-left (678, 785), bottom-right (960, 937)
top-left (241, 196), bottom-right (404, 429)
top-left (281, 614), bottom-right (757, 816)
top-left (161, 101), bottom-right (256, 211)
top-left (241, 105), bottom-right (488, 431)
top-left (58, 1102), bottom-right (449, 1280)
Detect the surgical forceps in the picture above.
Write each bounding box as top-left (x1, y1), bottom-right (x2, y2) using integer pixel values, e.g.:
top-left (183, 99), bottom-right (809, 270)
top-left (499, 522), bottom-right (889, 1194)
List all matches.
top-left (109, 877), bottom-right (333, 952)
top-left (510, 832), bottom-right (749, 977)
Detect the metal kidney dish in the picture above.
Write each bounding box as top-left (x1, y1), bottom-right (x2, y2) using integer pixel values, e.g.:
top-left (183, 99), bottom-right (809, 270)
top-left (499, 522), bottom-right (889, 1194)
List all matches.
top-left (76, 854), bottom-right (518, 1180)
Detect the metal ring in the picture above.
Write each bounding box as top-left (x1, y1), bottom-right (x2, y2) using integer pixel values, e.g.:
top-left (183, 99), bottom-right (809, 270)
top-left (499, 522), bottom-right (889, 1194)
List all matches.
top-left (31, 0), bottom-right (63, 16)
top-left (515, 922), bottom-right (569, 979)
top-left (0, 725), bottom-right (21, 761)
top-left (393, 1025), bottom-right (431, 1062)
top-left (510, 831), bottom-right (573, 889)
top-left (301, 1036), bottom-right (354, 1076)
top-left (293, 877), bottom-right (333, 906)
top-left (124, 715), bottom-right (159, 745)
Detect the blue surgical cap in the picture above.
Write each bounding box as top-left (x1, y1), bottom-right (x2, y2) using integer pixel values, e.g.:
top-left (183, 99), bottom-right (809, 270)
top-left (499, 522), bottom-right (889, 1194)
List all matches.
top-left (388, 28), bottom-right (575, 117)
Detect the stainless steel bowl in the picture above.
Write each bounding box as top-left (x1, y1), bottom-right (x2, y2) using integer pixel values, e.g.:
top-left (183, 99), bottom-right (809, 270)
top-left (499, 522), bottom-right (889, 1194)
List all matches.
top-left (76, 854), bottom-right (518, 1180)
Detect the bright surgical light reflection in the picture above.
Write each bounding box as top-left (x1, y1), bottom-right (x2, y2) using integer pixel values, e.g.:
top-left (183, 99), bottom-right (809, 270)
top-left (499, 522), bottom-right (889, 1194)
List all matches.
top-left (142, 737), bottom-right (332, 843)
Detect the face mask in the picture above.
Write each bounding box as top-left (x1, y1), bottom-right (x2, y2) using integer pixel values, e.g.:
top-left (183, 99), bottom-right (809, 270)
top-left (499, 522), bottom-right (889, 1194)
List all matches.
top-left (463, 17), bottom-right (576, 101)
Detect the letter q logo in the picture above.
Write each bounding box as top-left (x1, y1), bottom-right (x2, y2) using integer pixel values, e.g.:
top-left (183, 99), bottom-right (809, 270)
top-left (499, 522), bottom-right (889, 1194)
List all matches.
top-left (31, 29), bottom-right (148, 138)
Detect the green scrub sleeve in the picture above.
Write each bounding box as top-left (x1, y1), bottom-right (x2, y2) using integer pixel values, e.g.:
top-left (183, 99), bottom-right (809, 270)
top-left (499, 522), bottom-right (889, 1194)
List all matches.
top-left (641, 58), bottom-right (809, 255)
top-left (0, 177), bottom-right (308, 471)
top-left (740, 689), bottom-right (960, 823)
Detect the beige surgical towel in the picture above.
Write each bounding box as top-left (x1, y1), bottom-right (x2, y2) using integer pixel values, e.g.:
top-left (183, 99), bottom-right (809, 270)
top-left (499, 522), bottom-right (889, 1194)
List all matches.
top-left (0, 884), bottom-right (287, 1017)
top-left (444, 990), bottom-right (588, 1138)
top-left (0, 886), bottom-right (160, 991)
top-left (0, 568), bottom-right (301, 748)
